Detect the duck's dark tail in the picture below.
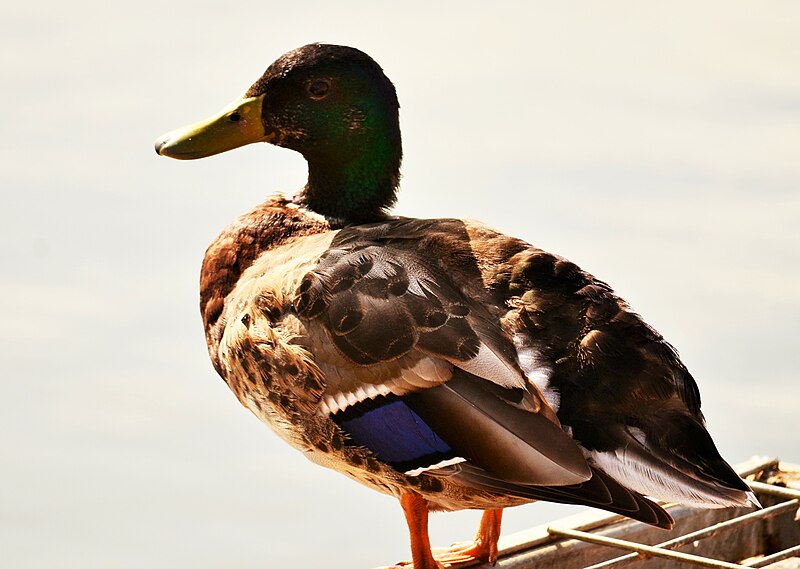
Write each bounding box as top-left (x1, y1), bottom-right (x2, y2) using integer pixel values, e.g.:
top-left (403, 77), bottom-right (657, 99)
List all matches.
top-left (582, 417), bottom-right (759, 511)
top-left (435, 462), bottom-right (675, 529)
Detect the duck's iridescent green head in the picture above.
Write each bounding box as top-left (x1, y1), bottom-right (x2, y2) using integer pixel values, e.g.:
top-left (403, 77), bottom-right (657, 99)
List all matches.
top-left (155, 44), bottom-right (402, 223)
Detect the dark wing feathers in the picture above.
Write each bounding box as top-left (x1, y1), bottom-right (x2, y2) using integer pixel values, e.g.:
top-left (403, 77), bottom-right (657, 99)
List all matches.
top-left (406, 372), bottom-right (590, 485)
top-left (296, 220), bottom-right (520, 377)
top-left (503, 246), bottom-right (752, 505)
top-left (329, 372), bottom-right (591, 486)
top-left (297, 218), bottom-right (749, 516)
top-left (437, 463), bottom-right (674, 529)
top-left (300, 220), bottom-right (591, 486)
top-left (296, 232), bottom-right (482, 365)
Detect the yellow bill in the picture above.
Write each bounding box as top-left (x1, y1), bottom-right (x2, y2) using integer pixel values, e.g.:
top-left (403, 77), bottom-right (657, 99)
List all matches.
top-left (155, 95), bottom-right (273, 160)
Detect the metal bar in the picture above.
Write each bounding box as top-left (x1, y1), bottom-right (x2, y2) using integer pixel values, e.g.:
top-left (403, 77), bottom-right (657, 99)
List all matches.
top-left (583, 500), bottom-right (799, 569)
top-left (747, 479), bottom-right (800, 501)
top-left (744, 544), bottom-right (800, 567)
top-left (547, 527), bottom-right (748, 568)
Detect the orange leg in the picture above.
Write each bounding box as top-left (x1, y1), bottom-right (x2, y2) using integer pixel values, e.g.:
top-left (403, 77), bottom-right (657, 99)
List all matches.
top-left (391, 495), bottom-right (504, 568)
top-left (399, 493), bottom-right (440, 569)
top-left (476, 508), bottom-right (504, 563)
top-left (472, 508), bottom-right (503, 564)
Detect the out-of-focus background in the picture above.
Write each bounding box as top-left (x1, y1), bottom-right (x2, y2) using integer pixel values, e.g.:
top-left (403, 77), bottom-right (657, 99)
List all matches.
top-left (2, 2), bottom-right (798, 568)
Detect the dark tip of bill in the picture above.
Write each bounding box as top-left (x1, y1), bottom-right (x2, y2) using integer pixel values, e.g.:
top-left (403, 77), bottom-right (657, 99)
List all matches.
top-left (154, 135), bottom-right (170, 156)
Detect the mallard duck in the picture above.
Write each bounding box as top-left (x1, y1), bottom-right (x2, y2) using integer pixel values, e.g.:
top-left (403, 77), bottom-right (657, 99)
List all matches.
top-left (155, 44), bottom-right (757, 569)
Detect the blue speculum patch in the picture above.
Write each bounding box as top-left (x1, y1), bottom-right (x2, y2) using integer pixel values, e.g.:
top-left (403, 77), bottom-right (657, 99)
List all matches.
top-left (335, 398), bottom-right (456, 472)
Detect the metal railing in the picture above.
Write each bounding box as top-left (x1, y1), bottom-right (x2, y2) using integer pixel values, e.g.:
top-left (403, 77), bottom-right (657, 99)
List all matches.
top-left (543, 476), bottom-right (800, 569)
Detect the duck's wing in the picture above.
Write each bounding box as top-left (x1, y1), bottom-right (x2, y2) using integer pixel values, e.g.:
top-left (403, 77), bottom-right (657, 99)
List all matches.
top-left (294, 217), bottom-right (754, 511)
top-left (294, 218), bottom-right (591, 486)
top-left (499, 245), bottom-right (757, 508)
top-left (409, 368), bottom-right (674, 527)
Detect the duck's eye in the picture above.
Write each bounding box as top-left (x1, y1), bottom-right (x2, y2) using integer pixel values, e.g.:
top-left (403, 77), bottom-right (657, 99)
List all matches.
top-left (308, 80), bottom-right (330, 99)
top-left (229, 112), bottom-right (241, 122)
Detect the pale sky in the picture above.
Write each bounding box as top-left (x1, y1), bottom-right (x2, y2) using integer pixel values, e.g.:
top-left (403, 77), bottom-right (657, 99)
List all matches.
top-left (2, 2), bottom-right (799, 568)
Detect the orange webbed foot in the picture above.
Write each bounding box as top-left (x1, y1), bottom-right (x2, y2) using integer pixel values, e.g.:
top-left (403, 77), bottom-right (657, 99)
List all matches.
top-left (386, 498), bottom-right (503, 569)
top-left (431, 508), bottom-right (503, 566)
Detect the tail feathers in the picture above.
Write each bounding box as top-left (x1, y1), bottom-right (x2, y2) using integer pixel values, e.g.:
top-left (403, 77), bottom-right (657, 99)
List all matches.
top-left (588, 425), bottom-right (758, 509)
top-left (435, 463), bottom-right (674, 529)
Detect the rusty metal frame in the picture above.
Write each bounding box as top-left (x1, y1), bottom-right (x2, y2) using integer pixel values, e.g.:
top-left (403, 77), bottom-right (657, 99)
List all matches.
top-left (545, 477), bottom-right (800, 569)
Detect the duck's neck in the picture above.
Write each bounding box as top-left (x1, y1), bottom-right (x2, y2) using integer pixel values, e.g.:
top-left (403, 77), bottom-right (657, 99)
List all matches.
top-left (300, 129), bottom-right (401, 224)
